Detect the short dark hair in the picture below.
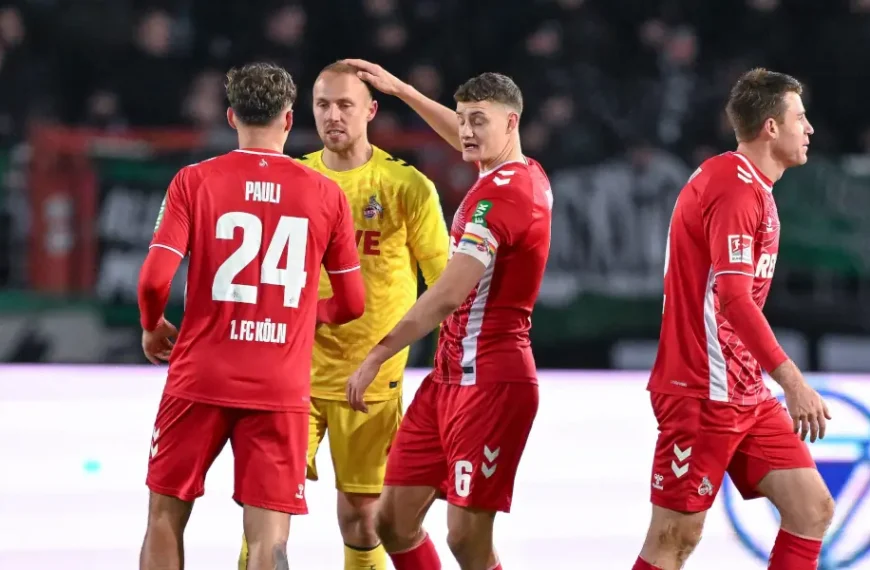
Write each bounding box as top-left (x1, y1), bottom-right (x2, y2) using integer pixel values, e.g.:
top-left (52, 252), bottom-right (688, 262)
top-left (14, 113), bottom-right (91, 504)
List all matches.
top-left (454, 72), bottom-right (523, 115)
top-left (726, 68), bottom-right (803, 142)
top-left (226, 62), bottom-right (297, 126)
top-left (316, 61), bottom-right (373, 98)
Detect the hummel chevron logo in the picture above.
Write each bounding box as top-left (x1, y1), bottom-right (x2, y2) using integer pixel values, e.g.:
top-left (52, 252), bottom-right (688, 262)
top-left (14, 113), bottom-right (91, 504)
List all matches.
top-left (493, 177), bottom-right (510, 186)
top-left (673, 445), bottom-right (692, 462)
top-left (150, 427), bottom-right (160, 459)
top-left (671, 460), bottom-right (689, 478)
top-left (497, 170), bottom-right (515, 176)
top-left (482, 446), bottom-right (500, 478)
top-left (671, 444), bottom-right (691, 478)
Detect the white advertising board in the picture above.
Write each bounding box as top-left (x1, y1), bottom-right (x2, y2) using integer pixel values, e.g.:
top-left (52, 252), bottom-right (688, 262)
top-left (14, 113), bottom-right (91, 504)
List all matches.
top-left (0, 366), bottom-right (868, 569)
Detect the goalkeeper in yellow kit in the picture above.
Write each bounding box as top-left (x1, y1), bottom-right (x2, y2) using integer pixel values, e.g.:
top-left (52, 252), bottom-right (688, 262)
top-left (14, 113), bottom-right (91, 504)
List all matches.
top-left (239, 61), bottom-right (449, 570)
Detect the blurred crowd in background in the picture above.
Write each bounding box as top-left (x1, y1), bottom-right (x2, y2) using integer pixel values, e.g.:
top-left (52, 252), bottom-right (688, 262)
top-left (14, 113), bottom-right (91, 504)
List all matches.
top-left (1, 0), bottom-right (870, 369)
top-left (0, 0), bottom-right (869, 160)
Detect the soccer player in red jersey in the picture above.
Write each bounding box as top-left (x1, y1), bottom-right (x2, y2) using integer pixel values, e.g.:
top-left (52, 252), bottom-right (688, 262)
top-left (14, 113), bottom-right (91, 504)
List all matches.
top-left (633, 69), bottom-right (834, 570)
top-left (136, 63), bottom-right (365, 570)
top-left (343, 60), bottom-right (552, 570)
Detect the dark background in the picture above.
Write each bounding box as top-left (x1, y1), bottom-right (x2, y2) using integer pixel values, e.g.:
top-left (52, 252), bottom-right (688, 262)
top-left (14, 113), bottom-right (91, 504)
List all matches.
top-left (1, 0), bottom-right (870, 371)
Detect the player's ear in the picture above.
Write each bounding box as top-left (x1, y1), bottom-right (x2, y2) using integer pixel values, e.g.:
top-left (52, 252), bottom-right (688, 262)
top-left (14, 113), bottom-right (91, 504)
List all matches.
top-left (507, 112), bottom-right (519, 134)
top-left (227, 108), bottom-right (237, 131)
top-left (368, 99), bottom-right (378, 123)
top-left (763, 116), bottom-right (778, 139)
top-left (285, 110), bottom-right (294, 133)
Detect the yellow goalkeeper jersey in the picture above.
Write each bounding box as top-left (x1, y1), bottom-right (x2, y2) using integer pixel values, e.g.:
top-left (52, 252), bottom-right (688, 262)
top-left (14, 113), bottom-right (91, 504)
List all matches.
top-left (298, 146), bottom-right (449, 401)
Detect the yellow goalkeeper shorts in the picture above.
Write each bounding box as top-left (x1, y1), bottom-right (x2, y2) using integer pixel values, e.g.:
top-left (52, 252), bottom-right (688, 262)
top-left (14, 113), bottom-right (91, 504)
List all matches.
top-left (308, 397), bottom-right (403, 494)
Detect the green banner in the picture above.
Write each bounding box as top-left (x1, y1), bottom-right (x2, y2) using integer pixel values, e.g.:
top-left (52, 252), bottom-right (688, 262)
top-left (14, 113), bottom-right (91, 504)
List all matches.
top-left (775, 157), bottom-right (870, 275)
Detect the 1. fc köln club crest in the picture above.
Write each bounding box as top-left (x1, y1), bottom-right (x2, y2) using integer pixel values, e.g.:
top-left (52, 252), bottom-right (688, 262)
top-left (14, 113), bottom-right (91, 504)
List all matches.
top-left (363, 195), bottom-right (383, 219)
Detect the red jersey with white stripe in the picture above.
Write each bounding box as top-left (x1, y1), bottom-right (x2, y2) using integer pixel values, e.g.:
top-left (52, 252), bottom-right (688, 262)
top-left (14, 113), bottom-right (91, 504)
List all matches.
top-left (434, 158), bottom-right (552, 385)
top-left (151, 149), bottom-right (360, 412)
top-left (648, 151), bottom-right (779, 405)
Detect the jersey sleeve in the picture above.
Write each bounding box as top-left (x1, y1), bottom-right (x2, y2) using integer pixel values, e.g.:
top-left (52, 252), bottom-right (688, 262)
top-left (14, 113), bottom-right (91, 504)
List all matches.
top-left (403, 172), bottom-right (449, 286)
top-left (323, 180), bottom-right (361, 274)
top-left (701, 174), bottom-right (764, 277)
top-left (150, 167), bottom-right (192, 258)
top-left (455, 181), bottom-right (529, 268)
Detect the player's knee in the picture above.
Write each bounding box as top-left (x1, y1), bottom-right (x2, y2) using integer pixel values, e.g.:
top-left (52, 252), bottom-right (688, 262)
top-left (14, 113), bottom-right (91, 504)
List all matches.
top-left (374, 508), bottom-right (401, 547)
top-left (245, 538), bottom-right (288, 569)
top-left (445, 530), bottom-right (474, 563)
top-left (446, 507), bottom-right (494, 565)
top-left (338, 494), bottom-right (379, 546)
top-left (653, 517), bottom-right (704, 560)
top-left (782, 492), bottom-right (835, 537)
top-left (145, 492), bottom-right (191, 536)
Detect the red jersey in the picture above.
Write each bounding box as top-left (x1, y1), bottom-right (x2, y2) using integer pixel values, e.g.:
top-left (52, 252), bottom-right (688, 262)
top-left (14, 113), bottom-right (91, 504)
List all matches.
top-left (151, 149), bottom-right (360, 412)
top-left (649, 151), bottom-right (780, 405)
top-left (434, 158), bottom-right (552, 385)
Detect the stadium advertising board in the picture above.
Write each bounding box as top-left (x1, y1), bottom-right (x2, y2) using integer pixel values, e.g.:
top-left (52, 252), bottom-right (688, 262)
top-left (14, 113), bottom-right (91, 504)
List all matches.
top-left (0, 366), bottom-right (868, 569)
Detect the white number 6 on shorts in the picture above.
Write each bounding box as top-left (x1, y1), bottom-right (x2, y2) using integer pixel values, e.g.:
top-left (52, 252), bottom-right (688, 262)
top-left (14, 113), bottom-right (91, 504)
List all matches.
top-left (454, 460), bottom-right (473, 497)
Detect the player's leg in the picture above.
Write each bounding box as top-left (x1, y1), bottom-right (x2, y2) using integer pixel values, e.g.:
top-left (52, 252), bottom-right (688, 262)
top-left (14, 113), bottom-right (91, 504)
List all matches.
top-left (328, 398), bottom-right (403, 570)
top-left (141, 394), bottom-right (232, 570)
top-left (635, 394), bottom-right (745, 570)
top-left (140, 492), bottom-right (194, 570)
top-left (727, 398), bottom-right (832, 570)
top-left (376, 376), bottom-right (447, 569)
top-left (238, 398), bottom-right (327, 570)
top-left (242, 505), bottom-right (291, 570)
top-left (635, 508), bottom-right (707, 570)
top-left (441, 381), bottom-right (538, 570)
top-left (231, 409), bottom-right (309, 570)
top-left (446, 506), bottom-right (500, 570)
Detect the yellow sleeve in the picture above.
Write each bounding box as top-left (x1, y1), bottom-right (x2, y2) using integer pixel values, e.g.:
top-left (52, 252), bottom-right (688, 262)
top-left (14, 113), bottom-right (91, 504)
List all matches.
top-left (403, 174), bottom-right (449, 287)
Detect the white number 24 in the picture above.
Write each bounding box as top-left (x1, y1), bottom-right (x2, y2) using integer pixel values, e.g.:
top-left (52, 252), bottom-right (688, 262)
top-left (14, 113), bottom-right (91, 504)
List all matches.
top-left (211, 212), bottom-right (308, 308)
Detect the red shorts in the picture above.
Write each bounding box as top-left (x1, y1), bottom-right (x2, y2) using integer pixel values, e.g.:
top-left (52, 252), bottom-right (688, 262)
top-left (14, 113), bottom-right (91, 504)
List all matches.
top-left (145, 393), bottom-right (308, 514)
top-left (384, 374), bottom-right (538, 513)
top-left (649, 392), bottom-right (815, 512)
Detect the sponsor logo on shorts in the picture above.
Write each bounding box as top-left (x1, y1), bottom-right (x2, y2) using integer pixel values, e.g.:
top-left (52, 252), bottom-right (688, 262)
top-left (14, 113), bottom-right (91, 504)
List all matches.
top-left (652, 473), bottom-right (664, 490)
top-left (698, 476), bottom-right (713, 496)
top-left (295, 483), bottom-right (305, 500)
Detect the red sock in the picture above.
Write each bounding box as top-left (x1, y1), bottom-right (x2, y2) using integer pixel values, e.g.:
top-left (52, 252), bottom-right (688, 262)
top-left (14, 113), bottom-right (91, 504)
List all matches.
top-left (389, 533), bottom-right (441, 570)
top-left (768, 529), bottom-right (822, 570)
top-left (633, 556), bottom-right (662, 570)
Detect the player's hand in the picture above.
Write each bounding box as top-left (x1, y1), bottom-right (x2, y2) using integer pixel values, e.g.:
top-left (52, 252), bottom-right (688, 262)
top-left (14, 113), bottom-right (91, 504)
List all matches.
top-left (782, 379), bottom-right (831, 443)
top-left (346, 357), bottom-right (381, 413)
top-left (341, 59), bottom-right (406, 97)
top-left (142, 317), bottom-right (178, 365)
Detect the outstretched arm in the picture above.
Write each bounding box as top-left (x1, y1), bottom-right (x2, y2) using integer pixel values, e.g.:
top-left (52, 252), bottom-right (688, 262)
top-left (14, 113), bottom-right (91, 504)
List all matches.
top-left (342, 58), bottom-right (461, 152)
